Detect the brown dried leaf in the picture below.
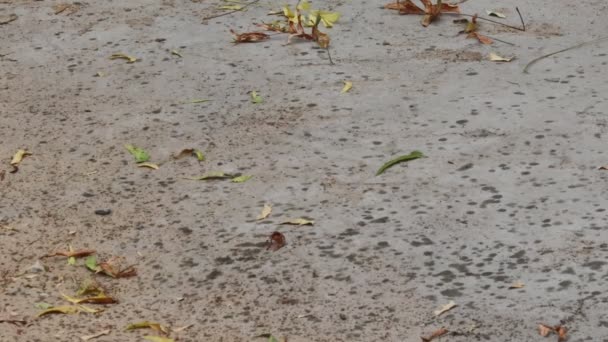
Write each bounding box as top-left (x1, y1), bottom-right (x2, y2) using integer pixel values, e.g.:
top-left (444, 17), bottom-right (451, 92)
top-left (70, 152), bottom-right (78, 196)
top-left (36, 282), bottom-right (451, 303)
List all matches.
top-left (599, 165), bottom-right (608, 170)
top-left (468, 32), bottom-right (493, 44)
top-left (126, 321), bottom-right (169, 335)
top-left (53, 3), bottom-right (80, 15)
top-left (230, 29), bottom-right (270, 43)
top-left (62, 292), bottom-right (118, 305)
top-left (384, 0), bottom-right (424, 14)
top-left (556, 325), bottom-right (567, 342)
top-left (99, 257), bottom-right (137, 278)
top-left (508, 280), bottom-right (525, 289)
top-left (267, 232), bottom-right (286, 251)
top-left (421, 327), bottom-right (448, 342)
top-left (0, 14), bottom-right (18, 25)
top-left (538, 323), bottom-right (553, 337)
top-left (433, 301), bottom-right (457, 316)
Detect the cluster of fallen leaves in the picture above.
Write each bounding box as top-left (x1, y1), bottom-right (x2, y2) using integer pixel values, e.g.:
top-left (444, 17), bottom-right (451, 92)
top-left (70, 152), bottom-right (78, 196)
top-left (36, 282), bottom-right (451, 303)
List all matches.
top-left (231, 0), bottom-right (339, 53)
top-left (253, 203), bottom-right (314, 252)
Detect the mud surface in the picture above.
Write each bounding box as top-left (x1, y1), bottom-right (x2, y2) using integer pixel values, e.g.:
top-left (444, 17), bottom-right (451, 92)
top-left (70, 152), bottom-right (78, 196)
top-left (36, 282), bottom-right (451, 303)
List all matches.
top-left (2, 0), bottom-right (608, 341)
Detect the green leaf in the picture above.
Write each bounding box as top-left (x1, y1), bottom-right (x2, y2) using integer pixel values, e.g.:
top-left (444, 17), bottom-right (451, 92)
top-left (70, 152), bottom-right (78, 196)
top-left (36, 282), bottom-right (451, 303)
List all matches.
top-left (218, 4), bottom-right (244, 10)
top-left (194, 149), bottom-right (205, 161)
top-left (375, 151), bottom-right (424, 176)
top-left (125, 144), bottom-right (150, 163)
top-left (68, 256), bottom-right (76, 265)
top-left (85, 256), bottom-right (99, 272)
top-left (34, 302), bottom-right (53, 310)
top-left (184, 171), bottom-right (232, 180)
top-left (269, 336), bottom-right (280, 342)
top-left (231, 175), bottom-right (252, 183)
top-left (251, 91), bottom-right (263, 104)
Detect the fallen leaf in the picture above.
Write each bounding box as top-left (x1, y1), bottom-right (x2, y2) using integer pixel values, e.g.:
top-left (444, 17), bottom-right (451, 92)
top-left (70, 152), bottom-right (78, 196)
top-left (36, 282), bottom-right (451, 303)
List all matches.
top-left (76, 277), bottom-right (104, 296)
top-left (53, 3), bottom-right (79, 15)
top-left (95, 71), bottom-right (105, 77)
top-left (231, 30), bottom-right (270, 43)
top-left (281, 218), bottom-right (314, 226)
top-left (98, 257), bottom-right (137, 278)
top-left (0, 14), bottom-right (18, 25)
top-left (171, 50), bottom-right (182, 58)
top-left (126, 321), bottom-right (169, 335)
top-left (509, 280), bottom-right (525, 289)
top-left (85, 256), bottom-right (100, 273)
top-left (219, 4), bottom-right (244, 10)
top-left (269, 336), bottom-right (280, 342)
top-left (77, 305), bottom-right (103, 314)
top-left (341, 81), bottom-right (352, 93)
top-left (307, 10), bottom-right (340, 28)
top-left (598, 165), bottom-right (608, 170)
top-left (143, 336), bottom-right (175, 342)
top-left (257, 204), bottom-right (272, 220)
top-left (0, 317), bottom-right (27, 326)
top-left (267, 232), bottom-right (286, 251)
top-left (385, 0), bottom-right (460, 27)
top-left (462, 15), bottom-right (493, 44)
top-left (556, 325), bottom-right (567, 342)
top-left (174, 148), bottom-right (205, 161)
top-left (62, 292), bottom-right (118, 305)
top-left (376, 151), bottom-right (424, 176)
top-left (173, 324), bottom-right (193, 332)
top-left (421, 327), bottom-right (448, 342)
top-left (251, 91), bottom-right (263, 103)
top-left (538, 324), bottom-right (553, 337)
top-left (232, 175), bottom-right (253, 183)
top-left (486, 10), bottom-right (506, 18)
top-left (186, 99), bottom-right (211, 104)
top-left (184, 171), bottom-right (232, 180)
top-left (109, 53), bottom-right (138, 63)
top-left (125, 144), bottom-right (150, 163)
top-left (433, 301), bottom-right (457, 316)
top-left (36, 305), bottom-right (80, 317)
top-left (80, 329), bottom-right (111, 341)
top-left (138, 162), bottom-right (160, 170)
top-left (11, 149), bottom-right (32, 167)
top-left (489, 53), bottom-right (514, 62)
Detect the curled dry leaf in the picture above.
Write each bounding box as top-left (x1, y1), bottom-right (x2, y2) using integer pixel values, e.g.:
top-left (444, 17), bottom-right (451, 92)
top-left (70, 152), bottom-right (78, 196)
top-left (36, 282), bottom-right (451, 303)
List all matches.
top-left (10, 149), bottom-right (32, 172)
top-left (489, 53), bottom-right (514, 62)
top-left (556, 325), bottom-right (567, 342)
top-left (486, 10), bottom-right (506, 18)
top-left (230, 29), bottom-right (270, 43)
top-left (341, 81), bottom-right (352, 94)
top-left (174, 148), bottom-right (205, 161)
top-left (538, 324), bottom-right (553, 337)
top-left (509, 280), bottom-right (525, 289)
top-left (138, 162), bottom-right (159, 170)
top-left (281, 218), bottom-right (314, 226)
top-left (598, 165), bottom-right (608, 170)
top-left (80, 329), bottom-right (111, 341)
top-left (126, 321), bottom-right (169, 335)
top-left (421, 327), bottom-right (448, 342)
top-left (184, 171), bottom-right (232, 180)
top-left (267, 231), bottom-right (286, 251)
top-left (0, 14), bottom-right (18, 25)
top-left (109, 53), bottom-right (138, 63)
top-left (171, 50), bottom-right (182, 58)
top-left (37, 305), bottom-right (81, 317)
top-left (434, 300), bottom-right (457, 316)
top-left (172, 324), bottom-right (193, 332)
top-left (98, 257), bottom-right (137, 278)
top-left (44, 248), bottom-right (96, 259)
top-left (62, 292), bottom-right (118, 305)
top-left (76, 277), bottom-right (105, 296)
top-left (257, 204), bottom-right (272, 220)
top-left (376, 151), bottom-right (424, 176)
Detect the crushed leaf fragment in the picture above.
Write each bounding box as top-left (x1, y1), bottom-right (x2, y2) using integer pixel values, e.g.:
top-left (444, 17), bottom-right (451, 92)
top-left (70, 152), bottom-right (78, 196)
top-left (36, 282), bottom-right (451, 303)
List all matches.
top-left (231, 175), bottom-right (253, 183)
top-left (486, 10), bottom-right (506, 18)
top-left (421, 327), bottom-right (448, 342)
top-left (80, 329), bottom-right (111, 341)
top-left (171, 50), bottom-right (182, 58)
top-left (138, 162), bottom-right (160, 170)
top-left (109, 53), bottom-right (138, 63)
top-left (509, 280), bottom-right (525, 289)
top-left (10, 149), bottom-right (32, 173)
top-left (231, 30), bottom-right (270, 43)
top-left (251, 91), bottom-right (263, 103)
top-left (257, 204), bottom-right (272, 220)
top-left (434, 301), bottom-right (457, 316)
top-left (267, 231), bottom-right (286, 251)
top-left (184, 171), bottom-right (232, 180)
top-left (281, 218), bottom-right (314, 226)
top-left (489, 53), bottom-right (514, 62)
top-left (341, 81), bottom-right (352, 93)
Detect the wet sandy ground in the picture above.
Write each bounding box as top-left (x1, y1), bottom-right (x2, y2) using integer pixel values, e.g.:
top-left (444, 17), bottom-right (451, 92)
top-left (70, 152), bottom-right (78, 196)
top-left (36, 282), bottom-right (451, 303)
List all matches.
top-left (2, 0), bottom-right (608, 341)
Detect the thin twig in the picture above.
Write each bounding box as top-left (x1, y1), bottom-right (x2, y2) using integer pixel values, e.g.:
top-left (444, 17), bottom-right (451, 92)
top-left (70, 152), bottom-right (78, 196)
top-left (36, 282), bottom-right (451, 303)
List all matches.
top-left (484, 35), bottom-right (516, 46)
top-left (326, 48), bottom-right (334, 65)
top-left (516, 7), bottom-right (526, 31)
top-left (445, 12), bottom-right (525, 31)
top-left (202, 0), bottom-right (260, 21)
top-left (523, 36), bottom-right (608, 73)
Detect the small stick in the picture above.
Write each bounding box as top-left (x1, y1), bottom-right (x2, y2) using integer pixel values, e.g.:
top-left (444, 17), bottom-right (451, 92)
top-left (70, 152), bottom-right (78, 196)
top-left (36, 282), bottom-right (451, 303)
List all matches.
top-left (523, 36), bottom-right (608, 73)
top-left (445, 12), bottom-right (525, 31)
top-left (326, 48), bottom-right (334, 65)
top-left (203, 0), bottom-right (260, 21)
top-left (516, 7), bottom-right (526, 32)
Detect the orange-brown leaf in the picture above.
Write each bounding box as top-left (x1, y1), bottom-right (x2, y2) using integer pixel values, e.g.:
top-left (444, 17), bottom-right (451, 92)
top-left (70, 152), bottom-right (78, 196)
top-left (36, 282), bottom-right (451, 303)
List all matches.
top-left (45, 249), bottom-right (96, 258)
top-left (98, 257), bottom-right (137, 278)
top-left (384, 0), bottom-right (424, 14)
top-left (468, 32), bottom-right (493, 44)
top-left (267, 232), bottom-right (286, 251)
top-left (421, 327), bottom-right (448, 342)
top-left (440, 3), bottom-right (460, 13)
top-left (230, 29), bottom-right (270, 43)
top-left (555, 325), bottom-right (567, 342)
top-left (538, 324), bottom-right (553, 337)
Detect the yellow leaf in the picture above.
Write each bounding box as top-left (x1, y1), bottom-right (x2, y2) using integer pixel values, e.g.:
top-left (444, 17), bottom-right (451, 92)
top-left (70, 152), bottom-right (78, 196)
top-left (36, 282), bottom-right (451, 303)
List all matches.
top-left (126, 321), bottom-right (169, 334)
top-left (173, 324), bottom-right (193, 332)
top-left (281, 218), bottom-right (314, 226)
top-left (297, 0), bottom-right (310, 11)
top-left (257, 204), bottom-right (272, 220)
top-left (489, 53), bottom-right (514, 62)
top-left (486, 10), bottom-right (506, 18)
top-left (184, 171), bottom-right (232, 180)
top-left (137, 162), bottom-right (159, 170)
top-left (341, 81), bottom-right (352, 94)
top-left (109, 53), bottom-right (138, 63)
top-left (80, 329), bottom-right (111, 341)
top-left (171, 50), bottom-right (182, 58)
top-left (218, 4), bottom-right (244, 10)
top-left (308, 10), bottom-right (340, 27)
top-left (143, 337), bottom-right (175, 342)
top-left (231, 175), bottom-right (253, 183)
top-left (37, 305), bottom-right (80, 317)
top-left (10, 149), bottom-right (32, 165)
top-left (434, 301), bottom-right (457, 316)
top-left (77, 304), bottom-right (103, 313)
